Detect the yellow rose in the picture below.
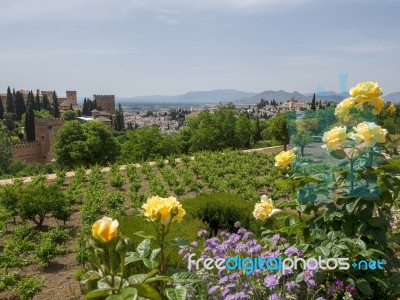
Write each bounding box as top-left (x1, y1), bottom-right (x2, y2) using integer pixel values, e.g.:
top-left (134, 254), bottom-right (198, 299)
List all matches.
top-left (349, 81), bottom-right (382, 99)
top-left (355, 96), bottom-right (385, 115)
top-left (353, 122), bottom-right (387, 148)
top-left (388, 104), bottom-right (396, 114)
top-left (142, 196), bottom-right (186, 225)
top-left (322, 126), bottom-right (347, 151)
top-left (92, 216), bottom-right (119, 243)
top-left (274, 150), bottom-right (296, 167)
top-left (253, 195), bottom-right (281, 221)
top-left (334, 97), bottom-right (355, 122)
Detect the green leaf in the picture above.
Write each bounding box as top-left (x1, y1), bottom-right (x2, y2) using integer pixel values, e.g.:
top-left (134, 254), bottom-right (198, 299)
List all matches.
top-left (356, 278), bottom-right (373, 296)
top-left (345, 198), bottom-right (360, 214)
top-left (171, 272), bottom-right (203, 284)
top-left (134, 231), bottom-right (156, 240)
top-left (312, 229), bottom-right (327, 240)
top-left (125, 252), bottom-right (142, 265)
top-left (106, 288), bottom-right (138, 300)
top-left (80, 270), bottom-right (101, 285)
top-left (315, 246), bottom-right (330, 257)
top-left (144, 276), bottom-right (173, 284)
top-left (142, 258), bottom-right (159, 269)
top-left (85, 289), bottom-right (111, 299)
top-left (165, 286), bottom-right (187, 300)
top-left (330, 149), bottom-right (347, 159)
top-left (341, 222), bottom-right (353, 236)
top-left (150, 248), bottom-right (161, 260)
top-left (128, 274), bottom-right (147, 284)
top-left (368, 216), bottom-right (388, 227)
top-left (354, 239), bottom-right (367, 250)
top-left (171, 237), bottom-right (189, 248)
top-left (131, 283), bottom-right (162, 300)
top-left (137, 239), bottom-right (151, 258)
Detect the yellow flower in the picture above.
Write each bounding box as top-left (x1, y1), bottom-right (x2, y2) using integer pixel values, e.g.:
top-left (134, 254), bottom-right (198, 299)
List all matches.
top-left (348, 81), bottom-right (384, 115)
top-left (322, 126), bottom-right (348, 151)
top-left (274, 150), bottom-right (296, 167)
top-left (349, 81), bottom-right (382, 99)
top-left (142, 196), bottom-right (186, 225)
top-left (253, 195), bottom-right (281, 221)
top-left (334, 97), bottom-right (355, 122)
top-left (388, 104), bottom-right (396, 114)
top-left (353, 122), bottom-right (387, 148)
top-left (92, 216), bottom-right (119, 243)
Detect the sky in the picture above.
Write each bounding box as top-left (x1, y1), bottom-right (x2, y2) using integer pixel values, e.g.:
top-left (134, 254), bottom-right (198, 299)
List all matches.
top-left (0, 0), bottom-right (399, 98)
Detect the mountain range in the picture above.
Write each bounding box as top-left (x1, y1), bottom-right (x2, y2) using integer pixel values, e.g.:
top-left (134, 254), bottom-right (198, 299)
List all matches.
top-left (117, 89), bottom-right (400, 104)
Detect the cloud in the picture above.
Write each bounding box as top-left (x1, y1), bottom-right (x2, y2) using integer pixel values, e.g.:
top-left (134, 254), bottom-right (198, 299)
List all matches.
top-left (277, 54), bottom-right (332, 67)
top-left (0, 0), bottom-right (316, 25)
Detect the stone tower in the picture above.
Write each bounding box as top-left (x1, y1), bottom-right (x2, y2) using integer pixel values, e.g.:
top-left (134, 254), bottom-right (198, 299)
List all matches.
top-left (93, 94), bottom-right (115, 115)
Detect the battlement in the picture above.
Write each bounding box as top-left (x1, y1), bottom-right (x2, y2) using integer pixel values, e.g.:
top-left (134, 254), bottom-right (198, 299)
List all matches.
top-left (12, 141), bottom-right (41, 150)
top-left (35, 118), bottom-right (64, 126)
top-left (93, 94), bottom-right (115, 98)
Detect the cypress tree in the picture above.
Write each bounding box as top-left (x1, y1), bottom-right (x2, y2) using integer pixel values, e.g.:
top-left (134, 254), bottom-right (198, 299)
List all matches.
top-left (14, 91), bottom-right (26, 121)
top-left (25, 95), bottom-right (35, 141)
top-left (0, 96), bottom-right (4, 119)
top-left (6, 86), bottom-right (14, 114)
top-left (42, 94), bottom-right (51, 112)
top-left (114, 103), bottom-right (124, 131)
top-left (52, 90), bottom-right (60, 118)
top-left (35, 90), bottom-right (41, 110)
top-left (311, 93), bottom-right (316, 111)
top-left (82, 98), bottom-right (87, 115)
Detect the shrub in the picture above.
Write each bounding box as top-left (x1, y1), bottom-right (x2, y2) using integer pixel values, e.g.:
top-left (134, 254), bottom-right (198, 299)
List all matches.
top-left (48, 226), bottom-right (70, 245)
top-left (14, 276), bottom-right (44, 300)
top-left (17, 182), bottom-right (71, 229)
top-left (0, 272), bottom-right (18, 292)
top-left (106, 192), bottom-right (125, 218)
top-left (35, 237), bottom-right (58, 265)
top-left (119, 214), bottom-right (207, 269)
top-left (183, 192), bottom-right (262, 236)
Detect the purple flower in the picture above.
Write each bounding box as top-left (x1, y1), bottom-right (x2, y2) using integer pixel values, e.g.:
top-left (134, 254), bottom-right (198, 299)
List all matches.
top-left (316, 298), bottom-right (326, 300)
top-left (335, 279), bottom-right (344, 290)
top-left (284, 246), bottom-right (298, 256)
top-left (346, 284), bottom-right (356, 293)
top-left (234, 221), bottom-right (241, 228)
top-left (226, 292), bottom-right (251, 300)
top-left (271, 233), bottom-right (280, 242)
top-left (264, 275), bottom-right (279, 289)
top-left (285, 281), bottom-right (300, 292)
top-left (268, 294), bottom-right (280, 300)
top-left (190, 241), bottom-right (198, 247)
top-left (208, 285), bottom-right (220, 294)
top-left (197, 229), bottom-right (208, 237)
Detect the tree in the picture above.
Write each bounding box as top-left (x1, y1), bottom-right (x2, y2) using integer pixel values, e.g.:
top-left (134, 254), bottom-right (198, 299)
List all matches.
top-left (235, 113), bottom-right (252, 148)
top-left (292, 130), bottom-right (313, 157)
top-left (0, 96), bottom-right (4, 119)
top-left (52, 91), bottom-right (60, 118)
top-left (14, 91), bottom-right (26, 121)
top-left (6, 86), bottom-right (14, 115)
top-left (25, 96), bottom-right (36, 141)
top-left (42, 94), bottom-right (51, 112)
top-left (310, 93), bottom-right (316, 111)
top-left (61, 110), bottom-right (77, 121)
top-left (17, 181), bottom-right (71, 229)
top-left (120, 126), bottom-right (163, 162)
top-left (264, 112), bottom-right (295, 151)
top-left (82, 98), bottom-right (87, 116)
top-left (35, 90), bottom-right (41, 110)
top-left (53, 120), bottom-right (119, 167)
top-left (0, 128), bottom-right (12, 172)
top-left (114, 103), bottom-right (125, 131)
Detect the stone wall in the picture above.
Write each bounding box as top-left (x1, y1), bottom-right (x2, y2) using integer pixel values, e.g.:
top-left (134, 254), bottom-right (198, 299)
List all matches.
top-left (11, 119), bottom-right (64, 163)
top-left (94, 94), bottom-right (115, 115)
